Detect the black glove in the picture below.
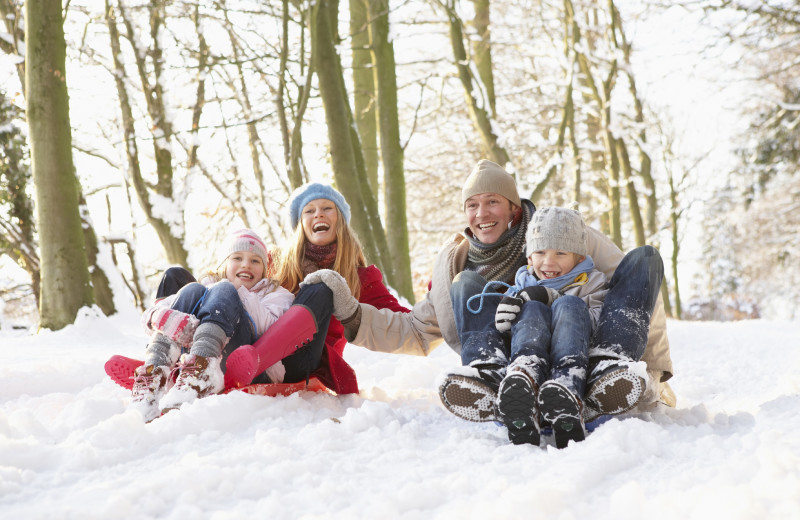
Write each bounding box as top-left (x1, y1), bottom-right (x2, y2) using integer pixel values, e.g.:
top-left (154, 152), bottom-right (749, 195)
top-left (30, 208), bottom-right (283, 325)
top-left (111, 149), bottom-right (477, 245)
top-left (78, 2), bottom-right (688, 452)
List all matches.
top-left (495, 295), bottom-right (524, 333)
top-left (518, 286), bottom-right (560, 306)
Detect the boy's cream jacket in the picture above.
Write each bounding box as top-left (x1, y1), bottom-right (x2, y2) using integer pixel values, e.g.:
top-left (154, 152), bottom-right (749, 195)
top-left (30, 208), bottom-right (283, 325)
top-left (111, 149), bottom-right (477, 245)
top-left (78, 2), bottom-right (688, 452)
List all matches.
top-left (351, 225), bottom-right (674, 390)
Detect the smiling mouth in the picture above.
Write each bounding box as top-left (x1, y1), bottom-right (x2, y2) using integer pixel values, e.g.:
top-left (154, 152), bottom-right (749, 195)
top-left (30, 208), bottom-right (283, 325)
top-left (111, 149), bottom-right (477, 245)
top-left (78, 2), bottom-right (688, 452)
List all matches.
top-left (237, 272), bottom-right (254, 280)
top-left (477, 222), bottom-right (496, 231)
top-left (313, 223), bottom-right (330, 232)
top-left (541, 271), bottom-right (559, 278)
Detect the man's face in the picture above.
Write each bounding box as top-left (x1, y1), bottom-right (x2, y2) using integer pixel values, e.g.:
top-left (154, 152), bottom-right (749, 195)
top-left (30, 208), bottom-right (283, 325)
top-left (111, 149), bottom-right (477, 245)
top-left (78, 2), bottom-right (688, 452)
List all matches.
top-left (464, 192), bottom-right (516, 244)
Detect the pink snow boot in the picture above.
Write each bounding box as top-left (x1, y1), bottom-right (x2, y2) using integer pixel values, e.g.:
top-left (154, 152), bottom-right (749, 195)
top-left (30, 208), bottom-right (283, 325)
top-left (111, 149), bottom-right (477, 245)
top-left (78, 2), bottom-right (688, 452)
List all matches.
top-left (224, 305), bottom-right (318, 389)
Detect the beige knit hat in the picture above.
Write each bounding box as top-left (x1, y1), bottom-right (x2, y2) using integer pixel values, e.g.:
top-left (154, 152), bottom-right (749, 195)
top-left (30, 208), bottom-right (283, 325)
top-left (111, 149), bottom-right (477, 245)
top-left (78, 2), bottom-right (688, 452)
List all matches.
top-left (461, 159), bottom-right (521, 208)
top-left (526, 207), bottom-right (587, 256)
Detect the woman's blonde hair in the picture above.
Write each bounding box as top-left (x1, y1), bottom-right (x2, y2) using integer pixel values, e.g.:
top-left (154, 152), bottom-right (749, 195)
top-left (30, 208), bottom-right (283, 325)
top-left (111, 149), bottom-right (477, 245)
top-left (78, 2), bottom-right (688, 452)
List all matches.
top-left (275, 206), bottom-right (366, 298)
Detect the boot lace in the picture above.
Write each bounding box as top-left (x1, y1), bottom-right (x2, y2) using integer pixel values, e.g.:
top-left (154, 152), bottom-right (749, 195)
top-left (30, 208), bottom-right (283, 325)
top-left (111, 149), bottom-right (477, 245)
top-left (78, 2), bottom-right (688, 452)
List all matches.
top-left (132, 370), bottom-right (155, 401)
top-left (171, 356), bottom-right (202, 389)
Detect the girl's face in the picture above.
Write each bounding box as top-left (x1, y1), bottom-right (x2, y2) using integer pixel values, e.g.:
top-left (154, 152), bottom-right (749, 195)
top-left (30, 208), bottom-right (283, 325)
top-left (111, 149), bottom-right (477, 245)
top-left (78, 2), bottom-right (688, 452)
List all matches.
top-left (225, 251), bottom-right (265, 290)
top-left (528, 249), bottom-right (584, 280)
top-left (301, 198), bottom-right (339, 246)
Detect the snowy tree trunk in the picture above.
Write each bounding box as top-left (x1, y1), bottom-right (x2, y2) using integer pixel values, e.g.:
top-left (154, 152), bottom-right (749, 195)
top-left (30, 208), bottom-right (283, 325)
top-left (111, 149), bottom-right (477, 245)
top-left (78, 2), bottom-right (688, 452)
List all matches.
top-left (350, 0), bottom-right (380, 199)
top-left (106, 0), bottom-right (189, 268)
top-left (368, 0), bottom-right (415, 303)
top-left (26, 0), bottom-right (95, 329)
top-left (444, 0), bottom-right (511, 169)
top-left (310, 0), bottom-right (392, 277)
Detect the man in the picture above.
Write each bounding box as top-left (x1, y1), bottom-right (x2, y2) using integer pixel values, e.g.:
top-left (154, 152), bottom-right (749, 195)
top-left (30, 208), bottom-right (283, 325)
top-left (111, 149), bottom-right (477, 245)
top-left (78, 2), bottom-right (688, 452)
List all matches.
top-left (308, 159), bottom-right (674, 421)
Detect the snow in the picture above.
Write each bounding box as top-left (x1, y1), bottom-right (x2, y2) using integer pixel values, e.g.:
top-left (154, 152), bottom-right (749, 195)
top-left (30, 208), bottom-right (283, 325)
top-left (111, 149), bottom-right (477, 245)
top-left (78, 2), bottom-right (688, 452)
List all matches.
top-left (1, 311), bottom-right (800, 518)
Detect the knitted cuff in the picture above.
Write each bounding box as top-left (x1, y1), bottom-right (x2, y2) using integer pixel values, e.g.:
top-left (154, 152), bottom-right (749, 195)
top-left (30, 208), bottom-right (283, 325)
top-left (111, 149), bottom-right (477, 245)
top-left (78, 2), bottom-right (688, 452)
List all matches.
top-left (150, 307), bottom-right (200, 350)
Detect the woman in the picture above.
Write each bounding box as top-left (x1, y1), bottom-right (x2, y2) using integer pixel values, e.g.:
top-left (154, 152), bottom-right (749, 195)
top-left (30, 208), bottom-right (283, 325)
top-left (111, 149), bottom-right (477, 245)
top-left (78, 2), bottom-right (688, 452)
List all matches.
top-left (223, 183), bottom-right (410, 394)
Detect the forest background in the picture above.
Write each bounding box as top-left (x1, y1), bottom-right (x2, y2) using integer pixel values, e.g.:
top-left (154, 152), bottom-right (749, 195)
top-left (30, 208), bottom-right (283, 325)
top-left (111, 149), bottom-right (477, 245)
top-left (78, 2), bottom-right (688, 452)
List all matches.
top-left (0, 0), bottom-right (798, 330)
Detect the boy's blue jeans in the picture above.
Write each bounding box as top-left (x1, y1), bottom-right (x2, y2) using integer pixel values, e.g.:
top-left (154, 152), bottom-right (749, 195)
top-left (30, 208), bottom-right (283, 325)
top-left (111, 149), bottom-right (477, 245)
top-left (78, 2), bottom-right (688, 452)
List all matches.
top-left (451, 270), bottom-right (590, 393)
top-left (451, 246), bottom-right (664, 387)
top-left (510, 297), bottom-right (591, 394)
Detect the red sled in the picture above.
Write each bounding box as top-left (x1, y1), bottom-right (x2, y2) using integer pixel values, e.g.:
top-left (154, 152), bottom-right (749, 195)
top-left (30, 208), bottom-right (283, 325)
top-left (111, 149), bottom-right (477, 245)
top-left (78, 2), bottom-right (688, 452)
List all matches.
top-left (104, 355), bottom-right (334, 396)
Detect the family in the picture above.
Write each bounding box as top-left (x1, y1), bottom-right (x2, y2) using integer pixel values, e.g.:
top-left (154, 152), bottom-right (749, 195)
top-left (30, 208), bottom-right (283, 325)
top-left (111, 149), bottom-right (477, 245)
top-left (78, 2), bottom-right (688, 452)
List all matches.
top-left (106, 159), bottom-right (674, 448)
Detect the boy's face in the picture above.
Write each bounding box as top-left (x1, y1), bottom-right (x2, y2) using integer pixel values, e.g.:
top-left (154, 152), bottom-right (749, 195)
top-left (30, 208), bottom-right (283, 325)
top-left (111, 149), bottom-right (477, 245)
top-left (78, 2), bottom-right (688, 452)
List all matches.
top-left (527, 249), bottom-right (585, 280)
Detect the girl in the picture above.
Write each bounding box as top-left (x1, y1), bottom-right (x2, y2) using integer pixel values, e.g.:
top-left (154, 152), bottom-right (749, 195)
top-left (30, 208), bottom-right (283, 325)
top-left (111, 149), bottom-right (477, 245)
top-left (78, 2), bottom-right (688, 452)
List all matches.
top-left (130, 229), bottom-right (294, 421)
top-left (223, 183), bottom-right (410, 393)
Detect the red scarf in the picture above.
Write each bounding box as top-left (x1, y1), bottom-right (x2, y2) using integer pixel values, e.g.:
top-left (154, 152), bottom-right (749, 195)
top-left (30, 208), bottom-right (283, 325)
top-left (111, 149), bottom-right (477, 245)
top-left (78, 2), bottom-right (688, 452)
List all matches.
top-left (304, 242), bottom-right (337, 271)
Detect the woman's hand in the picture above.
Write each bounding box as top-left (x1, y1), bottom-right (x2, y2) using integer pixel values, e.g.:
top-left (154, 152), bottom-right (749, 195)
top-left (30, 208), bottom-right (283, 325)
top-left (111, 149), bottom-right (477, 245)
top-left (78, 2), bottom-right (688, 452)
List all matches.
top-left (300, 269), bottom-right (360, 321)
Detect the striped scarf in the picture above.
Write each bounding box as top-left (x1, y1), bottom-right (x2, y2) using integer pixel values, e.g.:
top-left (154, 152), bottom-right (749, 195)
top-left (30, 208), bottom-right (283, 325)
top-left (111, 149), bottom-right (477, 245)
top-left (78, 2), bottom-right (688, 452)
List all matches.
top-left (464, 199), bottom-right (534, 284)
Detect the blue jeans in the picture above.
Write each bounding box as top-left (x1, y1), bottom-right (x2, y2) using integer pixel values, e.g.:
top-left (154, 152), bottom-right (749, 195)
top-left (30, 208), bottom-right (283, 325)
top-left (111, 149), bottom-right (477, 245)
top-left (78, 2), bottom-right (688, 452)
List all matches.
top-left (590, 245), bottom-right (664, 363)
top-left (510, 296), bottom-right (591, 394)
top-left (451, 271), bottom-right (508, 368)
top-left (170, 280), bottom-right (255, 371)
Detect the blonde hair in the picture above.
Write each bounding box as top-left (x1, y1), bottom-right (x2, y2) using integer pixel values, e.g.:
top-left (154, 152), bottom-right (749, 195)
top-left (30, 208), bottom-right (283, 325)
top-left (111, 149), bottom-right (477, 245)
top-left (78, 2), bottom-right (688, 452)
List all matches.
top-left (275, 207), bottom-right (366, 299)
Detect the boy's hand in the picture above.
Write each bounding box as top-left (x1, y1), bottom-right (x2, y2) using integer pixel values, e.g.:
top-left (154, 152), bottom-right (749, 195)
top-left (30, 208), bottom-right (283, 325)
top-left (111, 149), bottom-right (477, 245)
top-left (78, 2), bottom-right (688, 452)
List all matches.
top-left (518, 286), bottom-right (560, 306)
top-left (495, 295), bottom-right (524, 333)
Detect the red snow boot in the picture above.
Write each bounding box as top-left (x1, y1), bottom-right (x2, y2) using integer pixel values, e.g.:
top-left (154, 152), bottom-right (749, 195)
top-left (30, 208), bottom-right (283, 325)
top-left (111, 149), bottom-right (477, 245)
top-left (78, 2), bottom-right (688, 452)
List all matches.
top-left (224, 304), bottom-right (318, 389)
top-left (105, 355), bottom-right (145, 390)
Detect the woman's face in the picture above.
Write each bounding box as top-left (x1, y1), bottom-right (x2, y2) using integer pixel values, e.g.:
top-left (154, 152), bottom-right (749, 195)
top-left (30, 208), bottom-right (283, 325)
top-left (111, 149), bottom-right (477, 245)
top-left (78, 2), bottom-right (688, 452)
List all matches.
top-left (301, 198), bottom-right (339, 246)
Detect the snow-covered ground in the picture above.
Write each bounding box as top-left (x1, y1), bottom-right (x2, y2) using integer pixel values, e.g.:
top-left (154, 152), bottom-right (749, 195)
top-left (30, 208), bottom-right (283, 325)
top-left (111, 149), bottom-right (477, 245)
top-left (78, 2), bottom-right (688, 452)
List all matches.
top-left (1, 310), bottom-right (799, 519)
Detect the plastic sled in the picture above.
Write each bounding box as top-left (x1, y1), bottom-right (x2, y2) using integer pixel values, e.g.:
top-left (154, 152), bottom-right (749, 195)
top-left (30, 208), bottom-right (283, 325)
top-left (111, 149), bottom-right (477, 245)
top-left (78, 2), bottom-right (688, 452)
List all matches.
top-left (105, 355), bottom-right (334, 396)
top-left (231, 377), bottom-right (334, 397)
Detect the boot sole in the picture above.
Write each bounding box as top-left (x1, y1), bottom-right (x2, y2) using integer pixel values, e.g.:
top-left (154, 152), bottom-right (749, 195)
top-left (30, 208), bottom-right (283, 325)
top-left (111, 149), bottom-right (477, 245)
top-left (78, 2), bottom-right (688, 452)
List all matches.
top-left (586, 369), bottom-right (645, 415)
top-left (538, 382), bottom-right (586, 449)
top-left (105, 355), bottom-right (144, 390)
top-left (497, 374), bottom-right (540, 446)
top-left (438, 374), bottom-right (498, 422)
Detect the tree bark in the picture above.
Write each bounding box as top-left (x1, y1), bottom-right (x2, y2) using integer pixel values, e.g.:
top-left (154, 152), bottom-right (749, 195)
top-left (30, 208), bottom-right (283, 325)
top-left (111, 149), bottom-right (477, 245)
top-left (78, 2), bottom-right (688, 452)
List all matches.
top-left (368, 0), bottom-right (415, 302)
top-left (310, 0), bottom-right (392, 277)
top-left (26, 0), bottom-right (94, 329)
top-left (107, 0), bottom-right (189, 267)
top-left (668, 171), bottom-right (682, 319)
top-left (471, 0), bottom-right (496, 116)
top-left (350, 0), bottom-right (380, 198)
top-left (616, 137), bottom-right (645, 247)
top-left (443, 0), bottom-right (511, 169)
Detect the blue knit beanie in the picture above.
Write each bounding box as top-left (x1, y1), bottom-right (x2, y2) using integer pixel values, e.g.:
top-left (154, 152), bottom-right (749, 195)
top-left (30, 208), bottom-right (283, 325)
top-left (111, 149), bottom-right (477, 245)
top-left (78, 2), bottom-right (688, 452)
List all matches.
top-left (288, 182), bottom-right (351, 230)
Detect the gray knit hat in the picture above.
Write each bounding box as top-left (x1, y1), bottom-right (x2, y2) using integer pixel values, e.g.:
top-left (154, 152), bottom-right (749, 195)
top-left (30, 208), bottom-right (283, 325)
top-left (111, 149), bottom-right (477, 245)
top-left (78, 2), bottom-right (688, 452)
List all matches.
top-left (526, 207), bottom-right (587, 256)
top-left (461, 159), bottom-right (521, 209)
